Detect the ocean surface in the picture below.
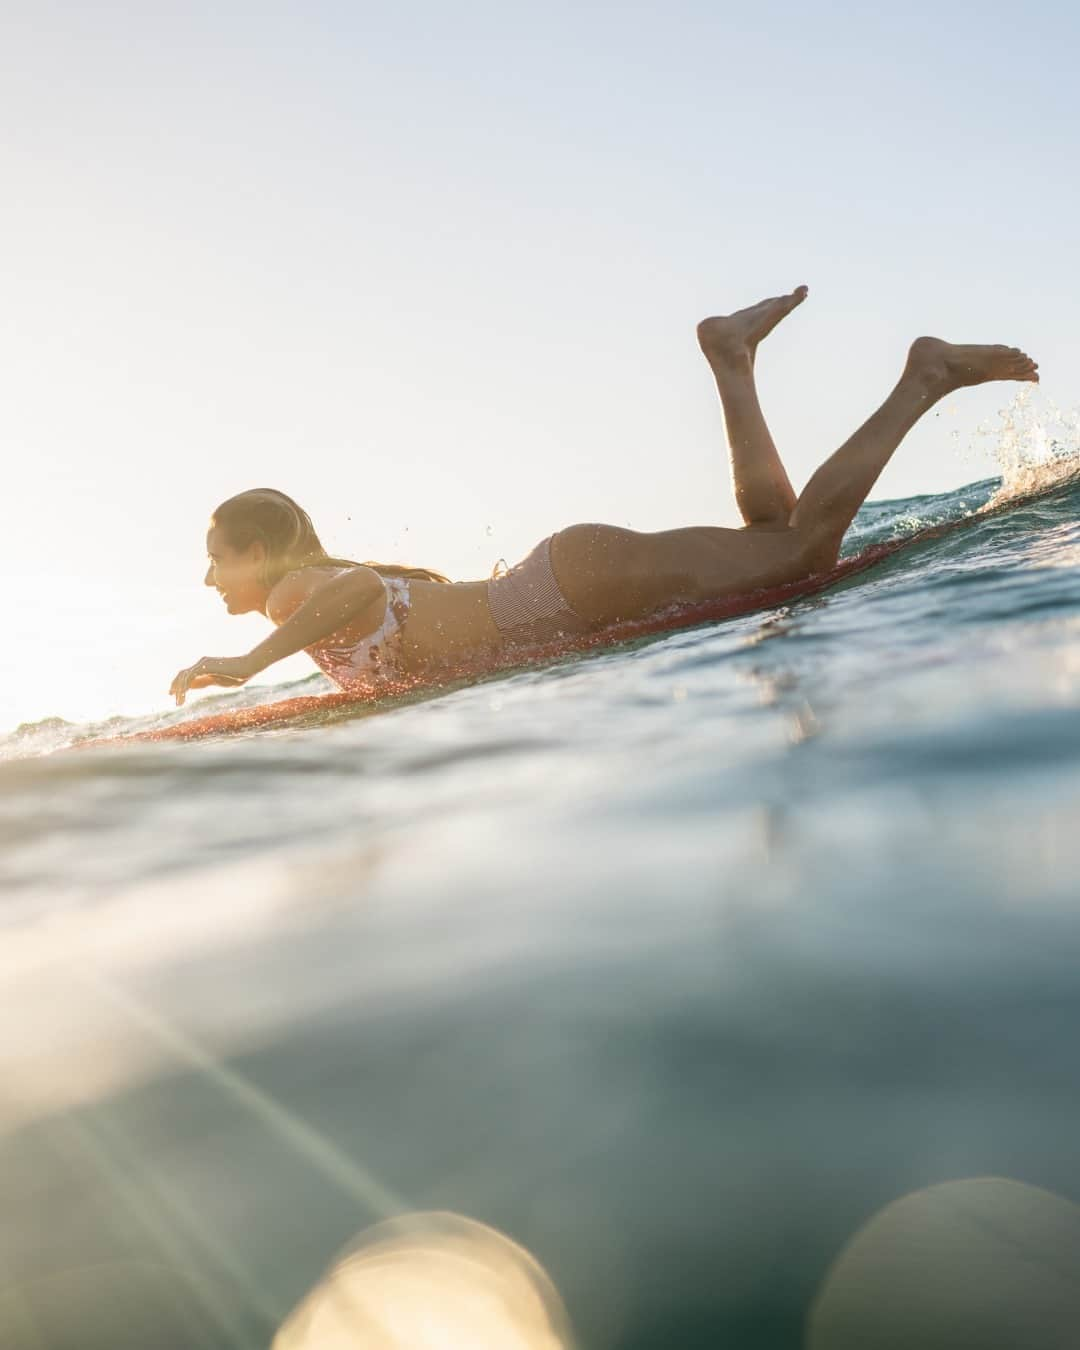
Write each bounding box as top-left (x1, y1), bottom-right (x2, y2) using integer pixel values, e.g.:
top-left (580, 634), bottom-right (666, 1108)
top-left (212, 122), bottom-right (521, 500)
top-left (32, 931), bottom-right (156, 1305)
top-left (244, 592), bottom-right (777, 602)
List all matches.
top-left (4, 434), bottom-right (1080, 1347)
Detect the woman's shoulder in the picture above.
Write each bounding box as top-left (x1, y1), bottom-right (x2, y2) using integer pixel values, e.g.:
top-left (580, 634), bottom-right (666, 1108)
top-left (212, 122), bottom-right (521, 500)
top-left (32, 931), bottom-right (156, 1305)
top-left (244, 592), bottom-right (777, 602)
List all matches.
top-left (266, 563), bottom-right (382, 624)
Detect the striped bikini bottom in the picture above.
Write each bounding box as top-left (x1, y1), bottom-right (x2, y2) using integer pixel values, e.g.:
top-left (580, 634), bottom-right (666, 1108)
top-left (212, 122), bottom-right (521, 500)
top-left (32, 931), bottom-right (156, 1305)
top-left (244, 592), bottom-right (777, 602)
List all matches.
top-left (487, 534), bottom-right (593, 646)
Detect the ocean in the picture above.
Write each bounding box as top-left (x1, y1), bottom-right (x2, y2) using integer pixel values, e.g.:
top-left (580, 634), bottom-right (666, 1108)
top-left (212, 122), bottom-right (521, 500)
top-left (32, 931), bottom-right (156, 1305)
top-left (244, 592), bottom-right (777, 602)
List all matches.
top-left (3, 430), bottom-right (1080, 1347)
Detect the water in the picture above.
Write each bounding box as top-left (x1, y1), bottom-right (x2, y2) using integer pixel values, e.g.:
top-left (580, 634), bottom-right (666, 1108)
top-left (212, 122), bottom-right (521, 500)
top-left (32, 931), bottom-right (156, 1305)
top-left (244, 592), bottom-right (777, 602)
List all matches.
top-left (4, 448), bottom-right (1080, 1347)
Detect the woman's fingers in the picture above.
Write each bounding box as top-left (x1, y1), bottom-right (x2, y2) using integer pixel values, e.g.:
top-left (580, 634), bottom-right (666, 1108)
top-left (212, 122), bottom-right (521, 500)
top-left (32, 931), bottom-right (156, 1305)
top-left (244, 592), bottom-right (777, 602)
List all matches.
top-left (169, 658), bottom-right (251, 706)
top-left (170, 659), bottom-right (205, 706)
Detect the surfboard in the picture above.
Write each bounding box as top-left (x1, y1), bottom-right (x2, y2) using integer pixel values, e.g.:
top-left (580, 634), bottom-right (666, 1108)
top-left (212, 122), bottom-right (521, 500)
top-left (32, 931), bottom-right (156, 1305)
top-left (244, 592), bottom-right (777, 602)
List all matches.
top-left (88, 471), bottom-right (1079, 748)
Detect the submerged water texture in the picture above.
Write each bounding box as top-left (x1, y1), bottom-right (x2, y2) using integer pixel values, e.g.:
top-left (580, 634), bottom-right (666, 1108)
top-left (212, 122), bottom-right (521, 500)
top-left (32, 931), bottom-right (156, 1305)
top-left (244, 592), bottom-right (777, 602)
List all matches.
top-left (3, 458), bottom-right (1080, 1347)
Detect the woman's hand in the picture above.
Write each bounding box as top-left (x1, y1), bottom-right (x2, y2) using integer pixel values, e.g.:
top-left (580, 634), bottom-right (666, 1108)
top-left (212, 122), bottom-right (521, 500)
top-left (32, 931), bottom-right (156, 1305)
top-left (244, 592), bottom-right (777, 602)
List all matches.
top-left (169, 654), bottom-right (260, 706)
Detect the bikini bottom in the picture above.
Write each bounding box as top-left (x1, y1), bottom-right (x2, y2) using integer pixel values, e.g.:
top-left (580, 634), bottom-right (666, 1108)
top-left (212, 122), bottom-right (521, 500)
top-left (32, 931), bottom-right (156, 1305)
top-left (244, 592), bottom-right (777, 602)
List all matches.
top-left (486, 534), bottom-right (593, 646)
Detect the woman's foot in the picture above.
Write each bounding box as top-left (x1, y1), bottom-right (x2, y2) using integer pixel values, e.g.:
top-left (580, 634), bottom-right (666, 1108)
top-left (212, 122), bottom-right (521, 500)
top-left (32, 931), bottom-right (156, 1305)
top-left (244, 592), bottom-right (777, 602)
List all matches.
top-left (697, 285), bottom-right (809, 373)
top-left (905, 336), bottom-right (1040, 396)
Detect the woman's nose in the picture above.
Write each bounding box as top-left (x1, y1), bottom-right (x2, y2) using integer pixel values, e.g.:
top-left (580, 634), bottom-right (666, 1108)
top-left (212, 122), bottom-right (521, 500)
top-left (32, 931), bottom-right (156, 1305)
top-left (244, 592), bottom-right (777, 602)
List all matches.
top-left (204, 565), bottom-right (215, 587)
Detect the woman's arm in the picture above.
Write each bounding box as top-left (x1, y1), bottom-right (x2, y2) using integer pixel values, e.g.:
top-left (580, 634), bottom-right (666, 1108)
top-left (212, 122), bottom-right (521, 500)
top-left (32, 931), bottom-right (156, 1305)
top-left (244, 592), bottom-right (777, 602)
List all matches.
top-left (253, 566), bottom-right (385, 669)
top-left (170, 566), bottom-right (384, 705)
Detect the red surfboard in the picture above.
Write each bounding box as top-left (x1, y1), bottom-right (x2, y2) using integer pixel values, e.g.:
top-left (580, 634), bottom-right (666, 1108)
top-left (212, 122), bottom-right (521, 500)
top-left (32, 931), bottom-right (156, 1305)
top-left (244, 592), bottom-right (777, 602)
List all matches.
top-left (88, 474), bottom-right (1076, 748)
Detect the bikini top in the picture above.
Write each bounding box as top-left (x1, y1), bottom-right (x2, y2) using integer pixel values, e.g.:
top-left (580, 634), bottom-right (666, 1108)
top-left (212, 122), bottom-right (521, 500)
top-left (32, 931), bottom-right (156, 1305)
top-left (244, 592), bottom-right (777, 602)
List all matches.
top-left (305, 575), bottom-right (411, 691)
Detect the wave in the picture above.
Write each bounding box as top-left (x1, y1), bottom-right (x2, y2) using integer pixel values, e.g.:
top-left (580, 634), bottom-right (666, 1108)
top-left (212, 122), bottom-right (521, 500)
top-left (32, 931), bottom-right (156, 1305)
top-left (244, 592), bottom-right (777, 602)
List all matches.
top-left (6, 450), bottom-right (1080, 760)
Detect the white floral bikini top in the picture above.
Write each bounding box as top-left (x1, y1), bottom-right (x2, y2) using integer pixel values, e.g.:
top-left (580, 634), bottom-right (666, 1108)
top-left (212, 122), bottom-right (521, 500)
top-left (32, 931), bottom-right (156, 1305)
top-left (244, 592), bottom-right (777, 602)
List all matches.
top-left (305, 575), bottom-right (411, 691)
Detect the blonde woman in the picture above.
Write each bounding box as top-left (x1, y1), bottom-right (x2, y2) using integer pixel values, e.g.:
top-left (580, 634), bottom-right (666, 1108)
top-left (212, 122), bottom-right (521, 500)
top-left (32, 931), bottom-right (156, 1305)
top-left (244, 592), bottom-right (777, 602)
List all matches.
top-left (172, 286), bottom-right (1037, 705)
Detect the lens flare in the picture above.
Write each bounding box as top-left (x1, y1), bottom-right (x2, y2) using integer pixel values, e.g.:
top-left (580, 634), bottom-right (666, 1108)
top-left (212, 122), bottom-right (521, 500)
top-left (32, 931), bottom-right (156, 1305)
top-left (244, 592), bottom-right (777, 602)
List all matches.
top-left (273, 1212), bottom-right (575, 1350)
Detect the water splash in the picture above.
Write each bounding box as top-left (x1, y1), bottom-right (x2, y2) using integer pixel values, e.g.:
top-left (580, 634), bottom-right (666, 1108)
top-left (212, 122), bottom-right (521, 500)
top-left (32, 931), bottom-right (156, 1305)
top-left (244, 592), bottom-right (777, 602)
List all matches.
top-left (979, 389), bottom-right (1080, 508)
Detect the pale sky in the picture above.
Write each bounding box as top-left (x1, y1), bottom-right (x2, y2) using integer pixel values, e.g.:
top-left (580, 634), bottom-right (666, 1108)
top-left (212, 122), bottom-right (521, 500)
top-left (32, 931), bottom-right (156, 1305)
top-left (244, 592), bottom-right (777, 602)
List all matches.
top-left (3, 0), bottom-right (1078, 730)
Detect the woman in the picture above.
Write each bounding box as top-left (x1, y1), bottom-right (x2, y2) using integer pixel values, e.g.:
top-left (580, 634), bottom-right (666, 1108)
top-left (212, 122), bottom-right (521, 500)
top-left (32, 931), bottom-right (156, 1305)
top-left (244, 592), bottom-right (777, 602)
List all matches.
top-left (170, 286), bottom-right (1038, 705)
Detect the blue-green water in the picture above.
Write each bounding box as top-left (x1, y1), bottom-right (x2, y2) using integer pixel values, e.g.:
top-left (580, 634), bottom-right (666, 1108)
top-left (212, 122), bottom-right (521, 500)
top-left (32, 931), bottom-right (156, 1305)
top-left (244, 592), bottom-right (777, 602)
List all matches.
top-left (3, 466), bottom-right (1080, 1348)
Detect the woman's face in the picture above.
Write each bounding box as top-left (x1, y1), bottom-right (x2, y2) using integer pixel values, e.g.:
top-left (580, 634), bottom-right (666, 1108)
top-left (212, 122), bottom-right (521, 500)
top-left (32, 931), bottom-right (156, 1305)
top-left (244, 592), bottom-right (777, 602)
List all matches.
top-left (204, 525), bottom-right (269, 614)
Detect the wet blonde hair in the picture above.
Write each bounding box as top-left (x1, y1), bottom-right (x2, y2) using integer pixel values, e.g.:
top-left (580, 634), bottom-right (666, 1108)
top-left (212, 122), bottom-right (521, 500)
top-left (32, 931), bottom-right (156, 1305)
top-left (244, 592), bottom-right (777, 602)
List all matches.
top-left (211, 488), bottom-right (451, 588)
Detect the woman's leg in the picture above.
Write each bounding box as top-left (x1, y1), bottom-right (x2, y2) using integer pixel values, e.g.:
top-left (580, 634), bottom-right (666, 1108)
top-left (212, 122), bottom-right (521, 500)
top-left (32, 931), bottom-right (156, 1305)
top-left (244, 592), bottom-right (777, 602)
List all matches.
top-left (696, 286), bottom-right (808, 528)
top-left (788, 336), bottom-right (1039, 569)
top-left (552, 336), bottom-right (1038, 625)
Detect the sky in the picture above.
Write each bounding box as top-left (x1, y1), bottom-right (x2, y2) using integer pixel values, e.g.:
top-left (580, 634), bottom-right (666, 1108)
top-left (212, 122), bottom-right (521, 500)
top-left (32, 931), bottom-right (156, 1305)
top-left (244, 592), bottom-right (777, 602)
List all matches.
top-left (2, 0), bottom-right (1078, 730)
